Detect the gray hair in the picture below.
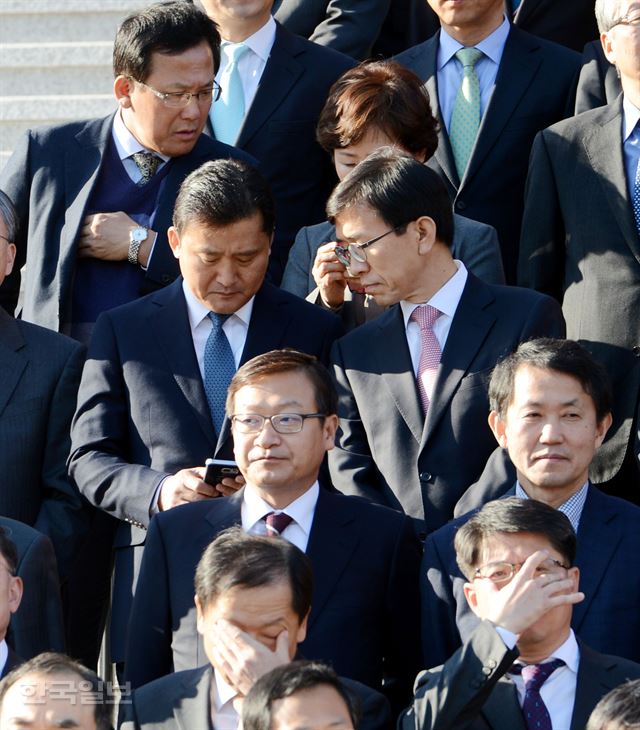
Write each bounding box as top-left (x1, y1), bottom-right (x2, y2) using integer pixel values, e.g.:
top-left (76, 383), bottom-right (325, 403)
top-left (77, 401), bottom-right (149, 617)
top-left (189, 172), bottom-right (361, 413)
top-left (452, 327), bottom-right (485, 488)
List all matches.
top-left (0, 191), bottom-right (18, 243)
top-left (595, 0), bottom-right (626, 33)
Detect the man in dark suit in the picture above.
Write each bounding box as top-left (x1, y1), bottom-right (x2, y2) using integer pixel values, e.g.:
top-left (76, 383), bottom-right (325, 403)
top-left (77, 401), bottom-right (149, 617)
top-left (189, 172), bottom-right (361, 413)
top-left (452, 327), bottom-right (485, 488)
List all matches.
top-left (510, 0), bottom-right (599, 52)
top-left (326, 150), bottom-right (565, 536)
top-left (121, 529), bottom-right (391, 730)
top-left (401, 499), bottom-right (640, 730)
top-left (126, 350), bottom-right (421, 715)
top-left (422, 339), bottom-right (640, 668)
top-left (518, 0), bottom-right (640, 498)
top-left (393, 0), bottom-right (580, 282)
top-left (201, 0), bottom-right (354, 283)
top-left (69, 161), bottom-right (343, 667)
top-left (0, 191), bottom-right (85, 583)
top-left (0, 518), bottom-right (65, 662)
top-left (0, 2), bottom-right (251, 339)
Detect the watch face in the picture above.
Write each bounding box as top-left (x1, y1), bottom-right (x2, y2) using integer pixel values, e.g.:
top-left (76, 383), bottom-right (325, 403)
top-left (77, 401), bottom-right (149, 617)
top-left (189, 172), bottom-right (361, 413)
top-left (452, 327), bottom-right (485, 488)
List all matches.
top-left (131, 227), bottom-right (147, 243)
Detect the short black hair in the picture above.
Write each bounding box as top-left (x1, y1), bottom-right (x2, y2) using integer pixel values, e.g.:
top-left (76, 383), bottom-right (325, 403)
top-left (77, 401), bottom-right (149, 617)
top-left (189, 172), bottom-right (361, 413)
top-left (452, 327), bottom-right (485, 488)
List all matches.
top-left (113, 1), bottom-right (221, 82)
top-left (455, 498), bottom-right (577, 581)
top-left (0, 527), bottom-right (18, 576)
top-left (0, 653), bottom-right (112, 730)
top-left (195, 527), bottom-right (313, 621)
top-left (0, 191), bottom-right (18, 244)
top-left (242, 661), bottom-right (361, 730)
top-left (586, 679), bottom-right (640, 730)
top-left (326, 147), bottom-right (454, 248)
top-left (489, 338), bottom-right (612, 423)
top-left (226, 349), bottom-right (337, 420)
top-left (173, 159), bottom-right (275, 235)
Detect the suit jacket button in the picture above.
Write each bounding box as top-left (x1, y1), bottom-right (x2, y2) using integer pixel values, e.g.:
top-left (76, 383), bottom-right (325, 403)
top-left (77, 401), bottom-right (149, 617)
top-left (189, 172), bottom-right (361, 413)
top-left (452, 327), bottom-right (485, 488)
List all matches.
top-left (456, 200), bottom-right (467, 211)
top-left (633, 345), bottom-right (640, 357)
top-left (487, 659), bottom-right (497, 668)
top-left (482, 666), bottom-right (492, 675)
top-left (161, 274), bottom-right (172, 283)
top-left (420, 472), bottom-right (432, 482)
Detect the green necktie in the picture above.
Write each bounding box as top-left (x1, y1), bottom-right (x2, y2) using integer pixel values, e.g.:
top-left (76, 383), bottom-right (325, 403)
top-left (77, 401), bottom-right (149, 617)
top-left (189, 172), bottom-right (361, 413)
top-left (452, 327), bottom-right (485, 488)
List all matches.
top-left (449, 47), bottom-right (484, 180)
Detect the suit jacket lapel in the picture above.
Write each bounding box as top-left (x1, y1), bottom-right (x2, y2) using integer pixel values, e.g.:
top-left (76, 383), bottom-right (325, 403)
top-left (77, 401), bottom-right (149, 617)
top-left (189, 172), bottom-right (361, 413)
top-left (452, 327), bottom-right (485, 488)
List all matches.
top-left (305, 490), bottom-right (359, 629)
top-left (59, 115), bottom-right (113, 309)
top-left (0, 311), bottom-right (27, 418)
top-left (572, 487), bottom-right (622, 631)
top-left (174, 666), bottom-right (213, 730)
top-left (481, 676), bottom-right (526, 730)
top-left (373, 306), bottom-right (424, 444)
top-left (204, 490), bottom-right (243, 532)
top-left (583, 97), bottom-right (640, 263)
top-left (149, 279), bottom-right (217, 449)
top-left (236, 24), bottom-right (304, 148)
top-left (571, 642), bottom-right (619, 730)
top-left (420, 275), bottom-right (495, 451)
top-left (463, 29), bottom-right (542, 188)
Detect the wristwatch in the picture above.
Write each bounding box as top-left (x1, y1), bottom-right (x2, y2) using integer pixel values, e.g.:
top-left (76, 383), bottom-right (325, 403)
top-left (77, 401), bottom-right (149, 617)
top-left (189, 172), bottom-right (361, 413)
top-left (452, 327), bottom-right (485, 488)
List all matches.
top-left (128, 226), bottom-right (148, 265)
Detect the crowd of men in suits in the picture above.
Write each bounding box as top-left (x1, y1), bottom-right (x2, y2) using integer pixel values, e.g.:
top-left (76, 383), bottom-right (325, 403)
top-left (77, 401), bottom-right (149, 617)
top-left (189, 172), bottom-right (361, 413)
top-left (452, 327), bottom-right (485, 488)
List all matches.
top-left (0, 0), bottom-right (640, 727)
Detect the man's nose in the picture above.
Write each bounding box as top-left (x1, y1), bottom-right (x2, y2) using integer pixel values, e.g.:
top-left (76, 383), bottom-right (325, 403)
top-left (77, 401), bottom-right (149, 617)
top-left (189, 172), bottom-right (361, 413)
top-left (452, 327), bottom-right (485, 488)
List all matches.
top-left (181, 95), bottom-right (202, 120)
top-left (540, 419), bottom-right (563, 442)
top-left (347, 255), bottom-right (369, 277)
top-left (254, 419), bottom-right (280, 447)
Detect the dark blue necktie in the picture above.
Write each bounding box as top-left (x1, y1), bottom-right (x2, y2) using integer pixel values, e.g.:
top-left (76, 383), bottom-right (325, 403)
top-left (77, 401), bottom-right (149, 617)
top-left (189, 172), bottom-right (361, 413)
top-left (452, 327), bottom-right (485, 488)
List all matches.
top-left (511, 658), bottom-right (565, 730)
top-left (203, 312), bottom-right (235, 436)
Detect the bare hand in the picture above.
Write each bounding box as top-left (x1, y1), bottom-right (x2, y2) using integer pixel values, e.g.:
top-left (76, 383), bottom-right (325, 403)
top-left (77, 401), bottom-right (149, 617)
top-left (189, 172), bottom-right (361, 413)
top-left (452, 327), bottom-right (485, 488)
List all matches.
top-left (158, 467), bottom-right (216, 511)
top-left (311, 242), bottom-right (349, 309)
top-left (481, 550), bottom-right (584, 635)
top-left (215, 473), bottom-right (246, 497)
top-left (78, 212), bottom-right (154, 266)
top-left (211, 618), bottom-right (290, 696)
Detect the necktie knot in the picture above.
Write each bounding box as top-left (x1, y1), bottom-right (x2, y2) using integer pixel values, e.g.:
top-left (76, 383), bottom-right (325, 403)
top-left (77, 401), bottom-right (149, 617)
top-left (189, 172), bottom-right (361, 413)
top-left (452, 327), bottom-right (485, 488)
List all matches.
top-left (227, 42), bottom-right (249, 65)
top-left (455, 47), bottom-right (483, 69)
top-left (263, 512), bottom-right (293, 536)
top-left (208, 311), bottom-right (231, 331)
top-left (131, 151), bottom-right (161, 186)
top-left (512, 658), bottom-right (565, 691)
top-left (411, 304), bottom-right (441, 330)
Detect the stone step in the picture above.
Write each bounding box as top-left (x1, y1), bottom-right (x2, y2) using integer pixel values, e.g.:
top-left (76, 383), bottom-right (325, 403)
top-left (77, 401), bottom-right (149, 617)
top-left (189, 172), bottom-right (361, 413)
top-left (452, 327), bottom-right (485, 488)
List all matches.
top-left (0, 94), bottom-right (116, 125)
top-left (0, 43), bottom-right (114, 96)
top-left (1, 1), bottom-right (148, 44)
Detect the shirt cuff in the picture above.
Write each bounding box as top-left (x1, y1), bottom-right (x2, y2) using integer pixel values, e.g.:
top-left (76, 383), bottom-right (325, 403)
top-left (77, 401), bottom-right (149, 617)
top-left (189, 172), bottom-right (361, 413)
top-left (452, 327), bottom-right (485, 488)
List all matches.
top-left (495, 625), bottom-right (519, 650)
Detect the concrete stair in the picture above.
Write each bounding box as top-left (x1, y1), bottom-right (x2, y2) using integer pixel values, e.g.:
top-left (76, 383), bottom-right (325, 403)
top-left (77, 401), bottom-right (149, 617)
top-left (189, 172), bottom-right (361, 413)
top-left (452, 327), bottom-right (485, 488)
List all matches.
top-left (0, 0), bottom-right (148, 170)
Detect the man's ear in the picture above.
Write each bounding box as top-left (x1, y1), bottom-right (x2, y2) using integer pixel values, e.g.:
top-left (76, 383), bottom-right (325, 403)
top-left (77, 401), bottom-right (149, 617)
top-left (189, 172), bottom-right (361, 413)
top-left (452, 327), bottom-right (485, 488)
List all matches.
top-left (3, 242), bottom-right (15, 278)
top-left (195, 595), bottom-right (205, 636)
top-left (296, 610), bottom-right (309, 645)
top-left (463, 581), bottom-right (483, 618)
top-left (488, 410), bottom-right (508, 448)
top-left (168, 226), bottom-right (181, 259)
top-left (415, 216), bottom-right (437, 255)
top-left (600, 31), bottom-right (616, 66)
top-left (8, 576), bottom-right (23, 615)
top-left (323, 414), bottom-right (339, 451)
top-left (595, 412), bottom-right (613, 449)
top-left (114, 75), bottom-right (135, 108)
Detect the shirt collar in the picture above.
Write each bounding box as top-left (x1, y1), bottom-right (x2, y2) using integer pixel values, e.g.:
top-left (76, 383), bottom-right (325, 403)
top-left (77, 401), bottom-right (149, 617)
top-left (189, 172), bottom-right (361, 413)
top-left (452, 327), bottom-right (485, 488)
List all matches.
top-left (438, 15), bottom-right (510, 69)
top-left (515, 481), bottom-right (589, 533)
top-left (112, 109), bottom-right (170, 163)
top-left (221, 15), bottom-right (276, 64)
top-left (182, 279), bottom-right (255, 330)
top-left (401, 260), bottom-right (468, 328)
top-left (243, 481), bottom-right (319, 536)
top-left (212, 667), bottom-right (238, 709)
top-left (622, 95), bottom-right (640, 142)
top-left (0, 640), bottom-right (7, 677)
top-left (540, 629), bottom-right (580, 674)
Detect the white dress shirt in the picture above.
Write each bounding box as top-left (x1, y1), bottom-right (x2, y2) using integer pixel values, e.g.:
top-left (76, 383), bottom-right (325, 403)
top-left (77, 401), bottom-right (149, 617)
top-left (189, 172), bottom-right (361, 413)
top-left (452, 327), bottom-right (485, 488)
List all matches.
top-left (210, 669), bottom-right (240, 730)
top-left (182, 280), bottom-right (253, 383)
top-left (241, 481), bottom-right (319, 553)
top-left (401, 260), bottom-right (468, 377)
top-left (0, 640), bottom-right (7, 678)
top-left (216, 16), bottom-right (277, 116)
top-left (500, 629), bottom-right (579, 730)
top-left (437, 16), bottom-right (510, 130)
top-left (112, 110), bottom-right (170, 184)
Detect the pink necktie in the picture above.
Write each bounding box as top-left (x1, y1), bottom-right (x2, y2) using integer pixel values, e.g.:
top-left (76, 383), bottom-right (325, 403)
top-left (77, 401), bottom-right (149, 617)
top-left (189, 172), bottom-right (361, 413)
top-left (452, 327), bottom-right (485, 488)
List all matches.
top-left (411, 305), bottom-right (442, 415)
top-left (263, 512), bottom-right (293, 536)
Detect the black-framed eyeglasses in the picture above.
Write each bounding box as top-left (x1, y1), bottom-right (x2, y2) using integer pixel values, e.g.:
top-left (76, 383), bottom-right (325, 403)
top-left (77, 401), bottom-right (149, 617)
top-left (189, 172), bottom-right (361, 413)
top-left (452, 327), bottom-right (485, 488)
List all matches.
top-left (334, 227), bottom-right (399, 267)
top-left (609, 9), bottom-right (640, 29)
top-left (132, 78), bottom-right (222, 107)
top-left (473, 558), bottom-right (569, 585)
top-left (231, 413), bottom-right (327, 434)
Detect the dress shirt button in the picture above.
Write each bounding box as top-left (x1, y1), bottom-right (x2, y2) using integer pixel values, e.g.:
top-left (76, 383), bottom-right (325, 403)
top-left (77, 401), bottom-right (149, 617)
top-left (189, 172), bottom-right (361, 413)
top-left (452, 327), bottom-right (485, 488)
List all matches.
top-left (420, 472), bottom-right (432, 482)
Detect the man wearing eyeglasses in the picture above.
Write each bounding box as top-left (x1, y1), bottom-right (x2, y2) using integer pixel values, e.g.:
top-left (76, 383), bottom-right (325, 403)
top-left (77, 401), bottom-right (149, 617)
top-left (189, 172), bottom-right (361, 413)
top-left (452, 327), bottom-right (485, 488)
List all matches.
top-left (124, 349), bottom-right (422, 717)
top-left (326, 149), bottom-right (565, 539)
top-left (518, 0), bottom-right (640, 502)
top-left (0, 1), bottom-right (251, 342)
top-left (400, 498), bottom-right (640, 730)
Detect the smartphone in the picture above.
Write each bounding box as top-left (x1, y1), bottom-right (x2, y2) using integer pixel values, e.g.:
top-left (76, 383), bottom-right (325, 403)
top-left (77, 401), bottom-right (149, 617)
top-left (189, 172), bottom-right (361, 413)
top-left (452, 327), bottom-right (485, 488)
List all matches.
top-left (204, 458), bottom-right (240, 486)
